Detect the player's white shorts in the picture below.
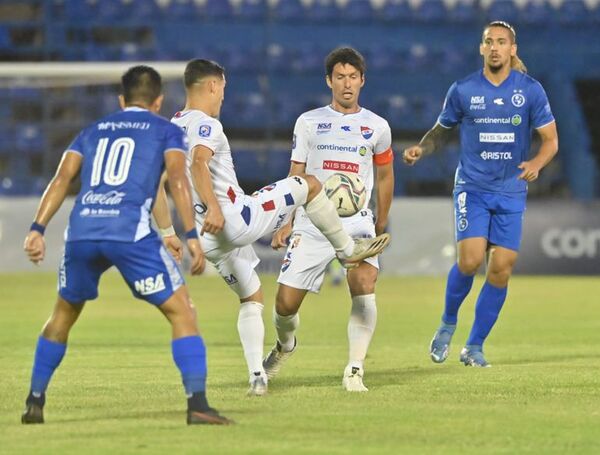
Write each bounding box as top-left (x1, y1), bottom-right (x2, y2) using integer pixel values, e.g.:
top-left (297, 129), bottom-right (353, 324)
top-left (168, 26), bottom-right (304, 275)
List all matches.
top-left (200, 176), bottom-right (309, 299)
top-left (277, 209), bottom-right (378, 293)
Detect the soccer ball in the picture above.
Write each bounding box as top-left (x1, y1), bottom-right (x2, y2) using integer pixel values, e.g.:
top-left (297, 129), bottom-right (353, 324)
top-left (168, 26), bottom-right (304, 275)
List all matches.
top-left (323, 173), bottom-right (367, 217)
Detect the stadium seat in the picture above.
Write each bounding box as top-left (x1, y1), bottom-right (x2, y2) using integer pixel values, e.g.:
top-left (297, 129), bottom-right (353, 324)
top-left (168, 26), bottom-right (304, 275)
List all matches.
top-left (290, 43), bottom-right (323, 74)
top-left (238, 0), bottom-right (268, 21)
top-left (0, 26), bottom-right (10, 49)
top-left (265, 150), bottom-right (292, 181)
top-left (163, 0), bottom-right (201, 21)
top-left (340, 0), bottom-right (376, 23)
top-left (95, 0), bottom-right (129, 22)
top-left (447, 0), bottom-right (477, 24)
top-left (484, 0), bottom-right (520, 23)
top-left (557, 0), bottom-right (590, 25)
top-left (519, 0), bottom-right (554, 25)
top-left (15, 123), bottom-right (45, 154)
top-left (307, 0), bottom-right (339, 22)
top-left (204, 0), bottom-right (234, 20)
top-left (364, 44), bottom-right (396, 72)
top-left (64, 0), bottom-right (96, 21)
top-left (378, 0), bottom-right (412, 23)
top-left (412, 0), bottom-right (447, 23)
top-left (270, 0), bottom-right (306, 22)
top-left (130, 0), bottom-right (163, 22)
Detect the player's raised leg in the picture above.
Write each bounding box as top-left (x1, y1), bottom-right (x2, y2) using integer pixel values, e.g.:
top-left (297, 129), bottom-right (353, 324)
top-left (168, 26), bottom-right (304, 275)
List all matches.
top-left (296, 174), bottom-right (390, 267)
top-left (158, 286), bottom-right (232, 424)
top-left (22, 296), bottom-right (84, 424)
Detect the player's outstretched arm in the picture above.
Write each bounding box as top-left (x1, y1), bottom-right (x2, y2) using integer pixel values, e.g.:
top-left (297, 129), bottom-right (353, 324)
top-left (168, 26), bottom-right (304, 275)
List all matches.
top-left (24, 151), bottom-right (82, 264)
top-left (164, 149), bottom-right (205, 275)
top-left (190, 144), bottom-right (224, 236)
top-left (403, 122), bottom-right (454, 166)
top-left (374, 162), bottom-right (394, 235)
top-left (153, 172), bottom-right (183, 262)
top-left (518, 122), bottom-right (559, 182)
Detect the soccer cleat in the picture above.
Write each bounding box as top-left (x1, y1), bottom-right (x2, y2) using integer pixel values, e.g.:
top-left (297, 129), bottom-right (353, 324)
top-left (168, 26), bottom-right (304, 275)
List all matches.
top-left (262, 339), bottom-right (296, 380)
top-left (21, 392), bottom-right (45, 424)
top-left (21, 403), bottom-right (44, 424)
top-left (342, 366), bottom-right (369, 392)
top-left (338, 234), bottom-right (391, 269)
top-left (429, 322), bottom-right (457, 363)
top-left (187, 407), bottom-right (233, 425)
top-left (247, 371), bottom-right (268, 397)
top-left (459, 345), bottom-right (491, 367)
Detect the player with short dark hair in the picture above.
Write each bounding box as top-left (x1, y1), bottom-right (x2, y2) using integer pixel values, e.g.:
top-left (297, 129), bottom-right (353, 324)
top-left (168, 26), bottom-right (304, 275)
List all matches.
top-left (403, 21), bottom-right (559, 367)
top-left (263, 47), bottom-right (395, 392)
top-left (171, 58), bottom-right (390, 396)
top-left (21, 65), bottom-right (231, 425)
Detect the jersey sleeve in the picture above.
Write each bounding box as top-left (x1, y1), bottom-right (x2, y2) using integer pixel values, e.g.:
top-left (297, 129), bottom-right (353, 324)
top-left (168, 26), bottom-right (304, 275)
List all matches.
top-left (290, 115), bottom-right (310, 163)
top-left (373, 120), bottom-right (393, 166)
top-left (65, 131), bottom-right (84, 155)
top-left (437, 82), bottom-right (463, 128)
top-left (188, 117), bottom-right (223, 154)
top-left (164, 123), bottom-right (188, 154)
top-left (529, 81), bottom-right (555, 129)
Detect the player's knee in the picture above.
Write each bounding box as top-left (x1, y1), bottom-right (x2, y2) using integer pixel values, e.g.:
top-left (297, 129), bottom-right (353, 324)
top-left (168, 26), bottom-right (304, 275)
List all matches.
top-left (300, 174), bottom-right (322, 201)
top-left (275, 293), bottom-right (300, 316)
top-left (487, 263), bottom-right (514, 287)
top-left (457, 255), bottom-right (483, 275)
top-left (347, 268), bottom-right (377, 295)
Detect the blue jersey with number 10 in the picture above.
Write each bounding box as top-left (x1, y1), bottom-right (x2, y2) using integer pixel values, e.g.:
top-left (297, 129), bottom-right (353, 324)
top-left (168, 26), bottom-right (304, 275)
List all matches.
top-left (65, 107), bottom-right (188, 242)
top-left (438, 69), bottom-right (555, 194)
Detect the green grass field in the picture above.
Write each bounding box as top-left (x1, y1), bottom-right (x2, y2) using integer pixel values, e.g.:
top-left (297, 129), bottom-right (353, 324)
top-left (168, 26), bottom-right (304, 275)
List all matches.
top-left (1, 272), bottom-right (599, 454)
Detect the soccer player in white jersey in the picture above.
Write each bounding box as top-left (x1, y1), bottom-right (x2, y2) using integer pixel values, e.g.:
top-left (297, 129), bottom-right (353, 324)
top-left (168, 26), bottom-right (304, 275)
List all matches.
top-left (263, 47), bottom-right (395, 392)
top-left (171, 59), bottom-right (390, 396)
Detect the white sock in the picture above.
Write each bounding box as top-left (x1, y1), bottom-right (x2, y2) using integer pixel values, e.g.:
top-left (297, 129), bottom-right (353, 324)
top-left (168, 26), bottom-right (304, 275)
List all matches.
top-left (273, 308), bottom-right (299, 352)
top-left (304, 189), bottom-right (353, 256)
top-left (348, 294), bottom-right (377, 370)
top-left (237, 302), bottom-right (265, 375)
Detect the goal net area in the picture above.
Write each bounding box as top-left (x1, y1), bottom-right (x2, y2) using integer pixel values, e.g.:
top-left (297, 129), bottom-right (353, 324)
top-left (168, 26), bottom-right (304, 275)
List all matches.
top-left (0, 62), bottom-right (187, 195)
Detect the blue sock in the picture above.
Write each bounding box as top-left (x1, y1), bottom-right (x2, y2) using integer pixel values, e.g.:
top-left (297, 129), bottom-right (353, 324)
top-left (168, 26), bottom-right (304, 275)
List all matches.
top-left (30, 336), bottom-right (67, 395)
top-left (466, 281), bottom-right (508, 346)
top-left (442, 263), bottom-right (475, 325)
top-left (171, 335), bottom-right (207, 396)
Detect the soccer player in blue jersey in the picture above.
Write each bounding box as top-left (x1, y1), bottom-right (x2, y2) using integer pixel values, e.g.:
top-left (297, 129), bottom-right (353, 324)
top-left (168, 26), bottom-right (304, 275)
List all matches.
top-left (21, 65), bottom-right (231, 425)
top-left (403, 21), bottom-right (559, 367)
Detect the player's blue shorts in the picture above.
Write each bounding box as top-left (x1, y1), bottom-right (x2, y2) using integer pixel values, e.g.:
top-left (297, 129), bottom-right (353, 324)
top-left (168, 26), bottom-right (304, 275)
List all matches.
top-left (58, 232), bottom-right (184, 306)
top-left (453, 190), bottom-right (526, 252)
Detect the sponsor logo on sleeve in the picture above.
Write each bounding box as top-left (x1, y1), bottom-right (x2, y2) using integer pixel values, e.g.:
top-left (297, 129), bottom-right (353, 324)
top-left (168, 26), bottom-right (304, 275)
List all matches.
top-left (199, 125), bottom-right (212, 137)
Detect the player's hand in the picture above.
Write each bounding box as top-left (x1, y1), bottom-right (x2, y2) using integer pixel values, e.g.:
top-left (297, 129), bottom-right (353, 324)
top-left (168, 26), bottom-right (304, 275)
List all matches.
top-left (517, 161), bottom-right (541, 182)
top-left (271, 222), bottom-right (292, 249)
top-left (186, 238), bottom-right (206, 275)
top-left (402, 145), bottom-right (423, 166)
top-left (24, 231), bottom-right (45, 265)
top-left (163, 235), bottom-right (183, 263)
top-left (200, 205), bottom-right (225, 236)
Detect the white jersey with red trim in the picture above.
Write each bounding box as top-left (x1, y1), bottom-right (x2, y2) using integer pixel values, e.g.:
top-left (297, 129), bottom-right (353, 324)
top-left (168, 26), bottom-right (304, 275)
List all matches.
top-left (291, 105), bottom-right (393, 229)
top-left (171, 109), bottom-right (244, 224)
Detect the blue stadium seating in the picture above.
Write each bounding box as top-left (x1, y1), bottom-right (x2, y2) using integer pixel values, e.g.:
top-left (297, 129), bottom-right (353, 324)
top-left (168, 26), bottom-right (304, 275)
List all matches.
top-left (271, 0), bottom-right (305, 22)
